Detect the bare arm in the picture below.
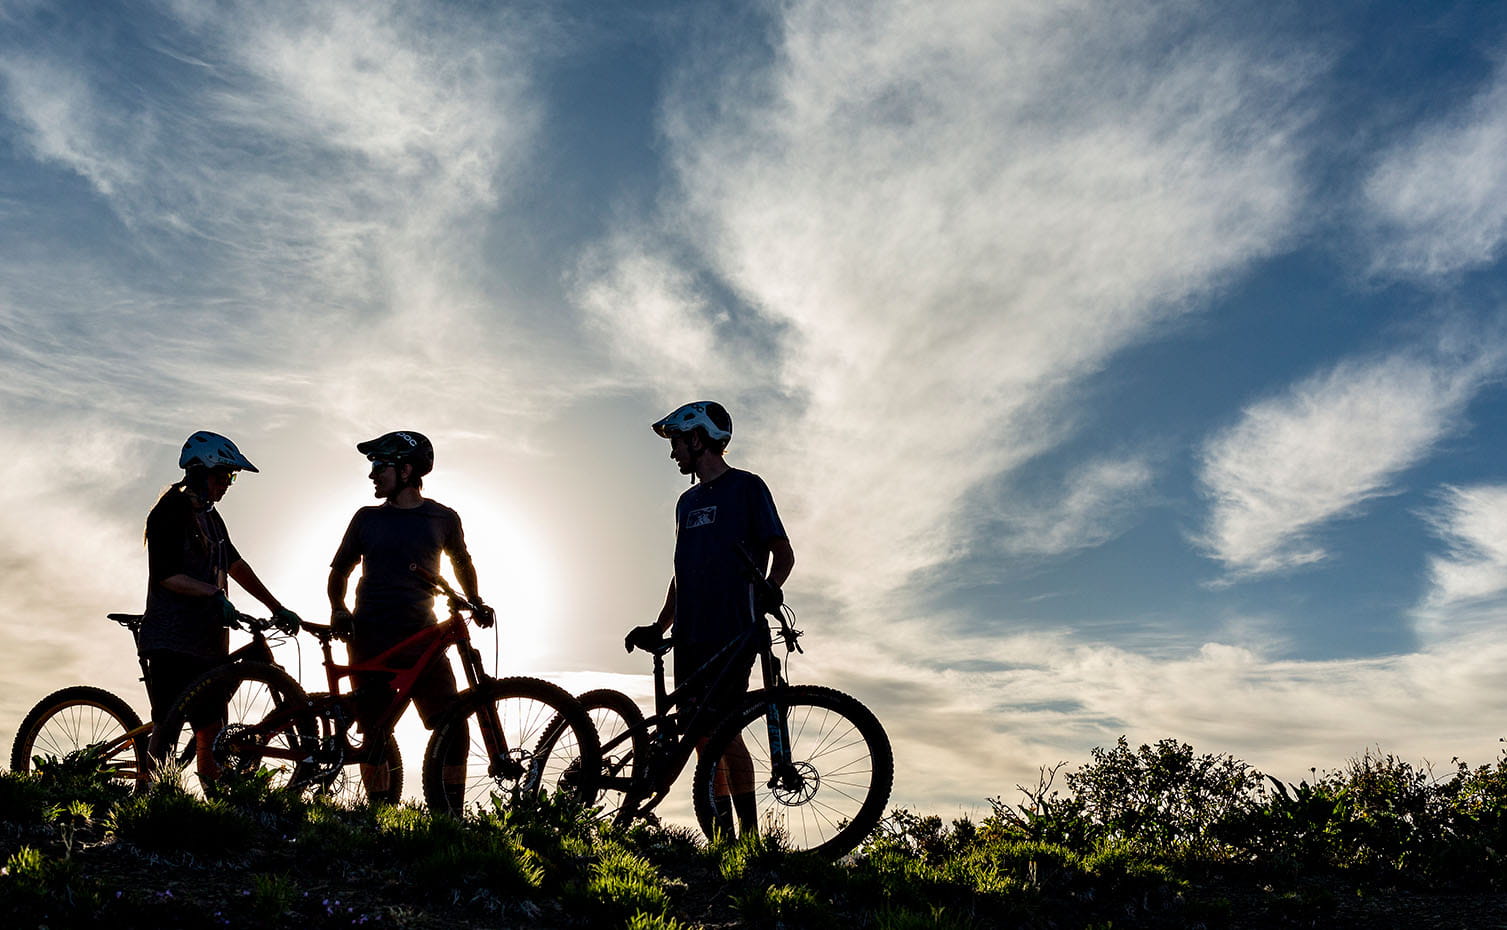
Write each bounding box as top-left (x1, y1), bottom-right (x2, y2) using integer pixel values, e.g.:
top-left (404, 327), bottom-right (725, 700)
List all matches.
top-left (453, 558), bottom-right (481, 604)
top-left (768, 538), bottom-right (795, 589)
top-left (160, 574), bottom-right (221, 599)
top-left (655, 578), bottom-right (676, 633)
top-left (228, 560), bottom-right (284, 613)
top-left (328, 563), bottom-right (354, 613)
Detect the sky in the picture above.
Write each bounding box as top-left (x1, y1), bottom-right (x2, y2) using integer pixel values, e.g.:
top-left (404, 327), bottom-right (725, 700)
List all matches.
top-left (5, 0), bottom-right (1507, 820)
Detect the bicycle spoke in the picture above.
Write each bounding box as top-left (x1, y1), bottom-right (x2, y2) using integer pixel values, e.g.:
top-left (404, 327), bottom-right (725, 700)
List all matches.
top-left (694, 686), bottom-right (892, 857)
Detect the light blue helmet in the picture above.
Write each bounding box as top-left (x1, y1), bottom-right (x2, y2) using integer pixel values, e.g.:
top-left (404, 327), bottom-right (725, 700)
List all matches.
top-left (651, 401), bottom-right (732, 445)
top-left (179, 431), bottom-right (258, 472)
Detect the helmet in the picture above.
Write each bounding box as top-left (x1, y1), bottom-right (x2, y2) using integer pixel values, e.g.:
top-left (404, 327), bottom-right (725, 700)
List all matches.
top-left (179, 431), bottom-right (258, 473)
top-left (651, 401), bottom-right (732, 444)
top-left (356, 430), bottom-right (434, 478)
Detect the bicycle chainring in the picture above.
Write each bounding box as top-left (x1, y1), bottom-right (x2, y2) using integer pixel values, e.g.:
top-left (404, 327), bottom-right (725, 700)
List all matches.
top-left (214, 723), bottom-right (266, 775)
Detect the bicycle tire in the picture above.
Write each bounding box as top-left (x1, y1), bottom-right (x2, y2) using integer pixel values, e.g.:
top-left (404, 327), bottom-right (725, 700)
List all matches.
top-left (540, 688), bottom-right (648, 820)
top-left (422, 677), bottom-right (601, 817)
top-left (10, 686), bottom-right (150, 786)
top-left (156, 661), bottom-right (316, 792)
top-left (692, 684), bottom-right (892, 857)
top-left (304, 693), bottom-right (404, 806)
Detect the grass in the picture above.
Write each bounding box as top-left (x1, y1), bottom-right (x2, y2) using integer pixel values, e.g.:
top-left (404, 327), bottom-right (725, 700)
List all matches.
top-left (4, 738), bottom-right (1507, 928)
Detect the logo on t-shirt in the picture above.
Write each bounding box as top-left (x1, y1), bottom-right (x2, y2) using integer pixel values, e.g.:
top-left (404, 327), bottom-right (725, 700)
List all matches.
top-left (686, 506), bottom-right (717, 528)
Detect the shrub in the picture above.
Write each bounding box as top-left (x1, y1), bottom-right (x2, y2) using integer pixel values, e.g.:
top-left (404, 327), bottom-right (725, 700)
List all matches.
top-left (1065, 736), bottom-right (1265, 858)
top-left (0, 845), bottom-right (102, 922)
top-left (587, 843), bottom-right (678, 918)
top-left (731, 882), bottom-right (829, 925)
top-left (985, 762), bottom-right (1093, 850)
top-left (107, 781), bottom-right (259, 858)
top-left (248, 872), bottom-right (299, 922)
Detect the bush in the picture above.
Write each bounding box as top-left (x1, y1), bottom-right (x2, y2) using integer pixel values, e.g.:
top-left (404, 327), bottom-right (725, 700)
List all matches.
top-left (107, 781), bottom-right (260, 858)
top-left (0, 845), bottom-right (103, 923)
top-left (587, 843), bottom-right (677, 918)
top-left (1064, 737), bottom-right (1265, 858)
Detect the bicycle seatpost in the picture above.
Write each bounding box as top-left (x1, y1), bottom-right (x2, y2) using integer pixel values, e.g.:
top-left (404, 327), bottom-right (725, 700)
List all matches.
top-left (652, 651), bottom-right (669, 715)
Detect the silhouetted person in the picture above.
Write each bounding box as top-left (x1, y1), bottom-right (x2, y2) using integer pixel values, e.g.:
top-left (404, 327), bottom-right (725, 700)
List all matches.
top-left (141, 431), bottom-right (302, 777)
top-left (625, 401), bottom-right (794, 839)
top-left (327, 431), bottom-right (492, 801)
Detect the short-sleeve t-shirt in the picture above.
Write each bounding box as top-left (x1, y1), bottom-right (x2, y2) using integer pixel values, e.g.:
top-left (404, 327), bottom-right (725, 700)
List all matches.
top-left (330, 500), bottom-right (472, 638)
top-left (140, 488), bottom-right (242, 659)
top-left (672, 468), bottom-right (787, 645)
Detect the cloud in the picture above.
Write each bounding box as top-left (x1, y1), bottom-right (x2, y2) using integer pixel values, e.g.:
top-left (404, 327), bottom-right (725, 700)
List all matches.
top-left (1365, 60), bottom-right (1507, 277)
top-left (578, 0), bottom-right (1317, 609)
top-left (0, 0), bottom-right (562, 429)
top-left (996, 456), bottom-right (1157, 558)
top-left (830, 617), bottom-right (1507, 810)
top-left (0, 2), bottom-right (572, 752)
top-left (1196, 339), bottom-right (1505, 578)
top-left (1414, 483), bottom-right (1507, 638)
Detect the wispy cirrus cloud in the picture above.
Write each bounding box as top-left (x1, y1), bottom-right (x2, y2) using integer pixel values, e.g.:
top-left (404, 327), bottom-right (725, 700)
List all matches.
top-left (1414, 483), bottom-right (1507, 638)
top-left (0, 2), bottom-right (566, 728)
top-left (1365, 58), bottom-right (1507, 277)
top-left (0, 0), bottom-right (560, 429)
top-left (579, 0), bottom-right (1318, 609)
top-left (1195, 339), bottom-right (1505, 579)
top-left (996, 456), bottom-right (1157, 559)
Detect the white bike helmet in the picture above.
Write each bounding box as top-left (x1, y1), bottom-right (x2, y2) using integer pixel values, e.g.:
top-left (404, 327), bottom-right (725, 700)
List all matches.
top-left (651, 401), bottom-right (732, 444)
top-left (179, 431), bottom-right (259, 472)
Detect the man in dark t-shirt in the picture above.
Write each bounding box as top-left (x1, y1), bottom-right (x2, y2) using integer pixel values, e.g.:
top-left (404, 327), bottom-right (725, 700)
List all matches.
top-left (327, 430), bottom-right (492, 799)
top-left (624, 401), bottom-right (795, 839)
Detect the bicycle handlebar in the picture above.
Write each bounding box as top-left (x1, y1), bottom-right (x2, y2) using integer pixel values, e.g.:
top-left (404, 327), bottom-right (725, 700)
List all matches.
top-left (228, 611), bottom-right (291, 636)
top-left (408, 564), bottom-right (482, 611)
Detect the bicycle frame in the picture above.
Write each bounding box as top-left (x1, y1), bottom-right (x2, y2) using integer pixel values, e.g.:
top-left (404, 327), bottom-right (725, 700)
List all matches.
top-left (284, 572), bottom-right (523, 783)
top-left (610, 613), bottom-right (798, 817)
top-left (307, 611), bottom-right (487, 755)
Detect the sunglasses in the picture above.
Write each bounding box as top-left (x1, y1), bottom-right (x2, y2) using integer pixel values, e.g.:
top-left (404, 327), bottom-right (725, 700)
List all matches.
top-left (209, 469), bottom-right (238, 484)
top-left (368, 459), bottom-right (400, 474)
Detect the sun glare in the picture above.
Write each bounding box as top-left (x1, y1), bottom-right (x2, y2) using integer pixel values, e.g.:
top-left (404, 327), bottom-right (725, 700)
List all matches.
top-left (252, 469), bottom-right (559, 685)
top-left (439, 472), bottom-right (560, 676)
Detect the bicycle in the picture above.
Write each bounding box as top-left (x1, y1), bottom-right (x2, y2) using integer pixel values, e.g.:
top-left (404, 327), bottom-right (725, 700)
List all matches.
top-left (156, 565), bottom-right (602, 814)
top-left (540, 587), bottom-right (893, 858)
top-left (9, 610), bottom-right (295, 790)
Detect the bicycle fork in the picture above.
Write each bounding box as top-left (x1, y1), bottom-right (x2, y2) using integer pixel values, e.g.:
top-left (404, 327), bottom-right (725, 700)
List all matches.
top-left (763, 700), bottom-right (803, 792)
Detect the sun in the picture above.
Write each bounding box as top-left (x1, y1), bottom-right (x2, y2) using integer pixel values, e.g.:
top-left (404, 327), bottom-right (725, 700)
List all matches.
top-left (247, 469), bottom-right (559, 684)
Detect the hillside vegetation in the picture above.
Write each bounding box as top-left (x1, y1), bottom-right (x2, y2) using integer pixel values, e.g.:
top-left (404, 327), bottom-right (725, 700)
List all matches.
top-left (4, 737), bottom-right (1507, 928)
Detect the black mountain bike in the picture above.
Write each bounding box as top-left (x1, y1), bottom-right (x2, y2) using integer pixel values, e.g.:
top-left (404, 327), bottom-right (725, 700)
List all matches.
top-left (541, 594), bottom-right (893, 857)
top-left (9, 610), bottom-right (294, 788)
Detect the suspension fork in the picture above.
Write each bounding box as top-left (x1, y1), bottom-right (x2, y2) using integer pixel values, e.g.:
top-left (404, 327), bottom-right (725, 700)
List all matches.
top-left (757, 651), bottom-right (798, 785)
top-left (453, 636), bottom-right (523, 780)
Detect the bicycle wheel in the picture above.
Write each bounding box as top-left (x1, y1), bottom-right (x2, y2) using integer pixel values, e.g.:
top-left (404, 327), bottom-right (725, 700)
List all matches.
top-left (156, 661), bottom-right (316, 792)
top-left (306, 693), bottom-right (403, 807)
top-left (540, 688), bottom-right (648, 820)
top-left (10, 686), bottom-right (149, 786)
top-left (692, 685), bottom-right (892, 857)
top-left (422, 677), bottom-right (601, 817)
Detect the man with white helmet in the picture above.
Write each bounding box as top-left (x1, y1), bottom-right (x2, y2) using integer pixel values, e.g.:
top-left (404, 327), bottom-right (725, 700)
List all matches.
top-left (327, 430), bottom-right (492, 800)
top-left (625, 401), bottom-right (795, 839)
top-left (141, 431), bottom-right (302, 772)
